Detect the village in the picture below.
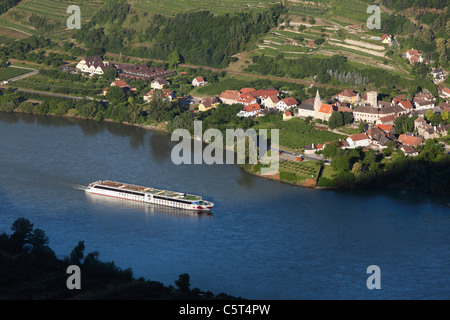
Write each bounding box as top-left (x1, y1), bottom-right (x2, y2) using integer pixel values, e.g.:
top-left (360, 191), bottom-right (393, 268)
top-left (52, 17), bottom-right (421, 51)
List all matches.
top-left (74, 53), bottom-right (450, 163)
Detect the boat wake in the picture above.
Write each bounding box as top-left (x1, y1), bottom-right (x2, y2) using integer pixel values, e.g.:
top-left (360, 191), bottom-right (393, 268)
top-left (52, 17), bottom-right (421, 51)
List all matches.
top-left (60, 182), bottom-right (88, 191)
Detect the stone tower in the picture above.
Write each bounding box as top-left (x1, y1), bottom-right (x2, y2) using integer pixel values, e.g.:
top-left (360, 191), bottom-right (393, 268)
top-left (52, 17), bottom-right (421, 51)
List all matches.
top-left (367, 91), bottom-right (377, 108)
top-left (314, 89), bottom-right (322, 119)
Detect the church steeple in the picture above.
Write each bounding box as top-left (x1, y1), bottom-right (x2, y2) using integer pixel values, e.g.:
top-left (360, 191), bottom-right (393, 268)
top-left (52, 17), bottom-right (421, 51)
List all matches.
top-left (314, 89), bottom-right (321, 118)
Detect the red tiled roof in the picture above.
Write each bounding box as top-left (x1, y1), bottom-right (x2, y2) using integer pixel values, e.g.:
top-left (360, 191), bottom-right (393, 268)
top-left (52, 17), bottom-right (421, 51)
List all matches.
top-left (400, 145), bottom-right (416, 153)
top-left (284, 111), bottom-right (292, 116)
top-left (220, 90), bottom-right (240, 101)
top-left (377, 124), bottom-right (393, 132)
top-left (378, 114), bottom-right (398, 123)
top-left (399, 100), bottom-right (413, 109)
top-left (112, 80), bottom-right (128, 88)
top-left (238, 93), bottom-right (257, 104)
top-left (398, 134), bottom-right (424, 146)
top-left (442, 87), bottom-right (450, 95)
top-left (243, 103), bottom-right (261, 113)
top-left (259, 89), bottom-right (280, 98)
top-left (338, 89), bottom-right (357, 97)
top-left (152, 78), bottom-right (169, 84)
top-left (407, 49), bottom-right (420, 56)
top-left (281, 97), bottom-right (299, 106)
top-left (349, 133), bottom-right (369, 142)
top-left (240, 87), bottom-right (256, 94)
top-left (269, 94), bottom-right (280, 102)
top-left (319, 103), bottom-right (334, 114)
top-left (337, 105), bottom-right (353, 113)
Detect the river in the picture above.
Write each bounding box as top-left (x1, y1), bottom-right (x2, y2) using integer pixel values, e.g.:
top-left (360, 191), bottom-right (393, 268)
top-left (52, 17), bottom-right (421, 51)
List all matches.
top-left (0, 112), bottom-right (448, 300)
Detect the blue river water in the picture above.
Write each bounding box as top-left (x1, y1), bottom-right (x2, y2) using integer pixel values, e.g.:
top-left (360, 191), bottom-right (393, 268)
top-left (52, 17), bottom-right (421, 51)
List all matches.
top-left (0, 113), bottom-right (449, 300)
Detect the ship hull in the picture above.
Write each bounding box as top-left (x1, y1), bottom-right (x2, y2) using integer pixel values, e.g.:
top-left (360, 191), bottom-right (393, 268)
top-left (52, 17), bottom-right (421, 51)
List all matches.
top-left (85, 181), bottom-right (214, 211)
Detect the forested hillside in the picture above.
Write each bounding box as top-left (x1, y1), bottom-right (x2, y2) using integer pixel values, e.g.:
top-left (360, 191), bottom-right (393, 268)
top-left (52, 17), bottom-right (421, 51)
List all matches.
top-left (74, 0), bottom-right (284, 68)
top-left (0, 0), bottom-right (21, 15)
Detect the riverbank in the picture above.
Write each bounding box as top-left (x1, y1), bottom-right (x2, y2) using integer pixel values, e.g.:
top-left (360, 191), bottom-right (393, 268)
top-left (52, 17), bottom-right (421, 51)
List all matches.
top-left (2, 107), bottom-right (449, 196)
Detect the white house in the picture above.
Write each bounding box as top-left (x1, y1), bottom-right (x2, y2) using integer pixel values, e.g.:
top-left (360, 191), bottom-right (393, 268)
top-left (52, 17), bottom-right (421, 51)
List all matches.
top-left (236, 93), bottom-right (258, 106)
top-left (439, 87), bottom-right (450, 100)
top-left (76, 56), bottom-right (111, 75)
top-left (346, 133), bottom-right (370, 149)
top-left (144, 89), bottom-right (174, 103)
top-left (237, 103), bottom-right (262, 118)
top-left (192, 76), bottom-right (207, 87)
top-left (151, 78), bottom-right (170, 90)
top-left (431, 68), bottom-right (445, 83)
top-left (414, 99), bottom-right (435, 110)
top-left (405, 49), bottom-right (423, 64)
top-left (276, 97), bottom-right (298, 111)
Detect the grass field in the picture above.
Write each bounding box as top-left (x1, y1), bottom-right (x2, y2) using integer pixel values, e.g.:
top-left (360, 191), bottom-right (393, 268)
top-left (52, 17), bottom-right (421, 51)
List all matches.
top-left (280, 160), bottom-right (321, 178)
top-left (0, 67), bottom-right (33, 81)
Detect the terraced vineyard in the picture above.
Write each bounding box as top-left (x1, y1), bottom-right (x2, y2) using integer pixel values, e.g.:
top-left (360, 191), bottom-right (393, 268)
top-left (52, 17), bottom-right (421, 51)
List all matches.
top-left (133, 0), bottom-right (281, 16)
top-left (0, 0), bottom-right (105, 39)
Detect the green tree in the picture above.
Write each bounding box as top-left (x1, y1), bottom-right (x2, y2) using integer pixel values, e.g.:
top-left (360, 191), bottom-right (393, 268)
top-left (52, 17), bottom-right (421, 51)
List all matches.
top-left (328, 111), bottom-right (343, 129)
top-left (69, 241), bottom-right (85, 265)
top-left (363, 149), bottom-right (377, 166)
top-left (430, 113), bottom-right (442, 126)
top-left (331, 155), bottom-right (350, 172)
top-left (441, 110), bottom-right (448, 122)
top-left (29, 228), bottom-right (50, 254)
top-left (351, 162), bottom-right (362, 177)
top-left (106, 86), bottom-right (127, 105)
top-left (20, 102), bottom-right (35, 114)
top-left (168, 51), bottom-right (181, 70)
top-left (175, 273), bottom-right (191, 294)
top-left (10, 217), bottom-right (34, 252)
top-left (103, 67), bottom-right (118, 82)
top-left (322, 141), bottom-right (339, 159)
top-left (35, 102), bottom-right (49, 116)
top-left (148, 90), bottom-right (171, 122)
top-left (358, 121), bottom-right (366, 133)
top-left (0, 56), bottom-right (8, 69)
top-left (424, 110), bottom-right (434, 122)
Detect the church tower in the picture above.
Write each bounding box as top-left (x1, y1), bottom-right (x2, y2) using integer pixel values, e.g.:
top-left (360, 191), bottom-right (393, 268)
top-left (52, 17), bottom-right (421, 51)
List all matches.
top-left (314, 89), bottom-right (322, 119)
top-left (367, 91), bottom-right (378, 108)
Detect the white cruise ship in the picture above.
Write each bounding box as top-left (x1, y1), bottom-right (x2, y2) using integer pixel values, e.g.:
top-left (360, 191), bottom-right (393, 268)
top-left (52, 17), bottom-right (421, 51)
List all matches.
top-left (85, 181), bottom-right (214, 211)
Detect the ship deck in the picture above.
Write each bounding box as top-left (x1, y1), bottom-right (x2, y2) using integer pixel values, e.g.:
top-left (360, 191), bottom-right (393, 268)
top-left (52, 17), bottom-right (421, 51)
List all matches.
top-left (96, 181), bottom-right (202, 201)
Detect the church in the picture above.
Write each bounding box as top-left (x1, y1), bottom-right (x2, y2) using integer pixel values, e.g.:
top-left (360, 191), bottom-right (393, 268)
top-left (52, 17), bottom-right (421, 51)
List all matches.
top-left (313, 90), bottom-right (334, 121)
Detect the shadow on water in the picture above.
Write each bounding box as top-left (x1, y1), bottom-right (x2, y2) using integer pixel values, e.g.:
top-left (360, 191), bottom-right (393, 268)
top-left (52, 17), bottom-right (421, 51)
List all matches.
top-left (0, 113), bottom-right (147, 149)
top-left (0, 112), bottom-right (20, 124)
top-left (149, 132), bottom-right (173, 163)
top-left (236, 168), bottom-right (255, 189)
top-left (327, 186), bottom-right (450, 210)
